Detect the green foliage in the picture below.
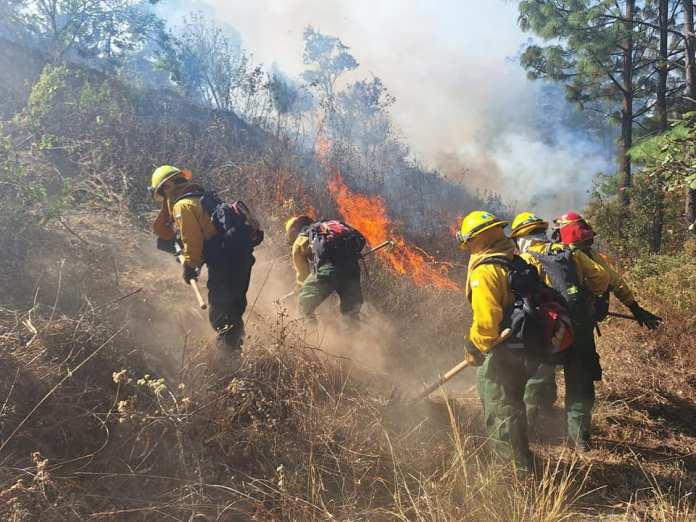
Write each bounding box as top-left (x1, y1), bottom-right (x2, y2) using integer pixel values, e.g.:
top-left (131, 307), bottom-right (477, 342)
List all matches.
top-left (0, 128), bottom-right (58, 231)
top-left (19, 64), bottom-right (69, 131)
top-left (9, 0), bottom-right (164, 67)
top-left (587, 169), bottom-right (686, 255)
top-left (627, 239), bottom-right (696, 314)
top-left (630, 114), bottom-right (696, 193)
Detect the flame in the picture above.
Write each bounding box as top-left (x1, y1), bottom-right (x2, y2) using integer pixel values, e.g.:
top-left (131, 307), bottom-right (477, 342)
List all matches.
top-left (449, 216), bottom-right (464, 238)
top-left (328, 171), bottom-right (459, 290)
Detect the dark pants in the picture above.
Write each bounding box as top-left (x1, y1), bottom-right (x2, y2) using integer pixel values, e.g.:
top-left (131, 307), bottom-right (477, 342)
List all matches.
top-left (477, 347), bottom-right (539, 471)
top-left (524, 363), bottom-right (558, 420)
top-left (206, 253), bottom-right (254, 349)
top-left (523, 322), bottom-right (601, 446)
top-left (564, 322), bottom-right (601, 445)
top-left (298, 260), bottom-right (362, 321)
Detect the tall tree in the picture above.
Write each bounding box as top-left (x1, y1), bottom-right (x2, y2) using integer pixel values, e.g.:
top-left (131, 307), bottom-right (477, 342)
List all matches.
top-left (158, 13), bottom-right (251, 113)
top-left (684, 0), bottom-right (696, 105)
top-left (301, 27), bottom-right (358, 120)
top-left (9, 0), bottom-right (164, 67)
top-left (518, 1), bottom-right (656, 213)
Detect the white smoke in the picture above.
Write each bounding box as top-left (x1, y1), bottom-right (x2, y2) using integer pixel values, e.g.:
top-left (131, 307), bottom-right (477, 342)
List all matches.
top-left (158, 0), bottom-right (616, 216)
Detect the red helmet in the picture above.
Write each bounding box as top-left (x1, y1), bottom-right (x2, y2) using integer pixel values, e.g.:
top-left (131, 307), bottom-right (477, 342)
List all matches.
top-left (554, 211), bottom-right (595, 245)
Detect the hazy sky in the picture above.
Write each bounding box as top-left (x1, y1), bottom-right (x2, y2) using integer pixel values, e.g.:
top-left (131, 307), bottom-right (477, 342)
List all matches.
top-left (161, 0), bottom-right (613, 215)
top-left (188, 0), bottom-right (528, 162)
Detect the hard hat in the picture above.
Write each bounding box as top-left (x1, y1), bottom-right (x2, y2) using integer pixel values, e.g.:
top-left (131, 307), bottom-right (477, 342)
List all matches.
top-left (554, 211), bottom-right (584, 227)
top-left (510, 212), bottom-right (548, 238)
top-left (554, 211), bottom-right (595, 245)
top-left (285, 215), bottom-right (313, 243)
top-left (457, 211), bottom-right (508, 247)
top-left (149, 165), bottom-right (191, 200)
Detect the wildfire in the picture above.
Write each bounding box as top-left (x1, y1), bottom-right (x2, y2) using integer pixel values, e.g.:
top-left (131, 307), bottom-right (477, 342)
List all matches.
top-left (328, 172), bottom-right (459, 291)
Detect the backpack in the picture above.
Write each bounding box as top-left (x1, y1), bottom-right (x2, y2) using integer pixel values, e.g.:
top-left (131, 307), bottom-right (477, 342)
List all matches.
top-left (174, 191), bottom-right (264, 261)
top-left (527, 245), bottom-right (583, 314)
top-left (307, 220), bottom-right (366, 264)
top-left (480, 255), bottom-right (574, 365)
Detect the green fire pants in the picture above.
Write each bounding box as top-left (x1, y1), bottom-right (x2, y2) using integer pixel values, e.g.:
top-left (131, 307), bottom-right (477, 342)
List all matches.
top-left (477, 347), bottom-right (539, 471)
top-left (523, 322), bottom-right (601, 446)
top-left (298, 260), bottom-right (363, 320)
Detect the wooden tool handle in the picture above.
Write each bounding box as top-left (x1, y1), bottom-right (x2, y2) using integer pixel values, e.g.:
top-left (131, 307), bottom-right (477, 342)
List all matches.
top-left (189, 279), bottom-right (207, 310)
top-left (415, 328), bottom-right (512, 401)
top-left (178, 255), bottom-right (207, 310)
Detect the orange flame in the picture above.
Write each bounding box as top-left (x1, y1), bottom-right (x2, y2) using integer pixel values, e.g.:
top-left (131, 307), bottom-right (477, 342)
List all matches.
top-left (328, 171), bottom-right (459, 290)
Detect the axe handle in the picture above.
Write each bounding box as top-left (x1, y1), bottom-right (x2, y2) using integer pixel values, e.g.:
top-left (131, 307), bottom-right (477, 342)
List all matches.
top-left (415, 328), bottom-right (512, 401)
top-left (189, 279), bottom-right (207, 310)
top-left (178, 255), bottom-right (207, 310)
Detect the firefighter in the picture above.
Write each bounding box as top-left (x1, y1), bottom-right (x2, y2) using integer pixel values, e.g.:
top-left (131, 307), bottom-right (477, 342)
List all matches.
top-left (554, 212), bottom-right (662, 329)
top-left (285, 216), bottom-right (364, 325)
top-left (150, 165), bottom-right (257, 350)
top-left (509, 212), bottom-right (610, 452)
top-left (458, 210), bottom-right (537, 473)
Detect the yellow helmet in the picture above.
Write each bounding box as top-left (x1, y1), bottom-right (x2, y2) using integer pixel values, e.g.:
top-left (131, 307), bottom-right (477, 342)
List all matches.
top-left (285, 215), bottom-right (313, 243)
top-left (456, 211), bottom-right (508, 247)
top-left (510, 212), bottom-right (548, 239)
top-left (149, 165), bottom-right (191, 199)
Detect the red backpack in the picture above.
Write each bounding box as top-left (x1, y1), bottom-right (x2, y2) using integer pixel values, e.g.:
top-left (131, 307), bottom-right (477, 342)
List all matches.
top-left (307, 220), bottom-right (366, 264)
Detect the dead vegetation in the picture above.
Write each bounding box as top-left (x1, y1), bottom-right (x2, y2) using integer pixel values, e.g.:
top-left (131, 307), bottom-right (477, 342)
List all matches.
top-left (1, 37), bottom-right (695, 521)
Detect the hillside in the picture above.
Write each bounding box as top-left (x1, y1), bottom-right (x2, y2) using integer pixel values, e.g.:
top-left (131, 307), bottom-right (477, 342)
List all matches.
top-left (1, 37), bottom-right (696, 521)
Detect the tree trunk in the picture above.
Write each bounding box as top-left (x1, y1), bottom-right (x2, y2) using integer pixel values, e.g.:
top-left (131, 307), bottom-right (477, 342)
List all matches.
top-left (656, 0), bottom-right (668, 132)
top-left (651, 0), bottom-right (669, 253)
top-left (684, 0), bottom-right (696, 107)
top-left (687, 184), bottom-right (696, 224)
top-left (619, 0), bottom-right (635, 210)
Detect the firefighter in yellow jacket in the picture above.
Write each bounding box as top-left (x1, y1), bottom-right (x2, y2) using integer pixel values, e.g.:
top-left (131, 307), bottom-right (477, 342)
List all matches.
top-left (150, 165), bottom-right (256, 350)
top-left (509, 212), bottom-right (610, 451)
top-left (284, 215), bottom-right (363, 322)
top-left (458, 210), bottom-right (537, 473)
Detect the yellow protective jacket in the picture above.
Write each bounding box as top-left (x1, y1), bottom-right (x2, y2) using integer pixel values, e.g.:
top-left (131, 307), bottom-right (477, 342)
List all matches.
top-left (151, 183), bottom-right (219, 268)
top-left (465, 235), bottom-right (517, 353)
top-left (291, 233), bottom-right (313, 288)
top-left (583, 247), bottom-right (636, 307)
top-left (519, 241), bottom-right (610, 301)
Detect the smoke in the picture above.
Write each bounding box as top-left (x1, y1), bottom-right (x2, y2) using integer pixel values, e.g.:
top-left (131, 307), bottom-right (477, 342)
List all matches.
top-left (159, 0), bottom-right (615, 220)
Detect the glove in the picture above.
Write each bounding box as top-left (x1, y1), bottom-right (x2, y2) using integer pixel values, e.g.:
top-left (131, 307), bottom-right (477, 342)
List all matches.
top-left (629, 302), bottom-right (662, 330)
top-left (464, 341), bottom-right (485, 367)
top-left (182, 263), bottom-right (199, 284)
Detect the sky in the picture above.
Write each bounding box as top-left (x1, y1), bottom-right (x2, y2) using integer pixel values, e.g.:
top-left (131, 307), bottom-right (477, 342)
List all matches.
top-left (160, 0), bottom-right (614, 216)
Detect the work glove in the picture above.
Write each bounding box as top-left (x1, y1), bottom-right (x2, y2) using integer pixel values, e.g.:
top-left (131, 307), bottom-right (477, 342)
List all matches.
top-left (464, 341), bottom-right (485, 367)
top-left (182, 263), bottom-right (199, 284)
top-left (629, 302), bottom-right (662, 330)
